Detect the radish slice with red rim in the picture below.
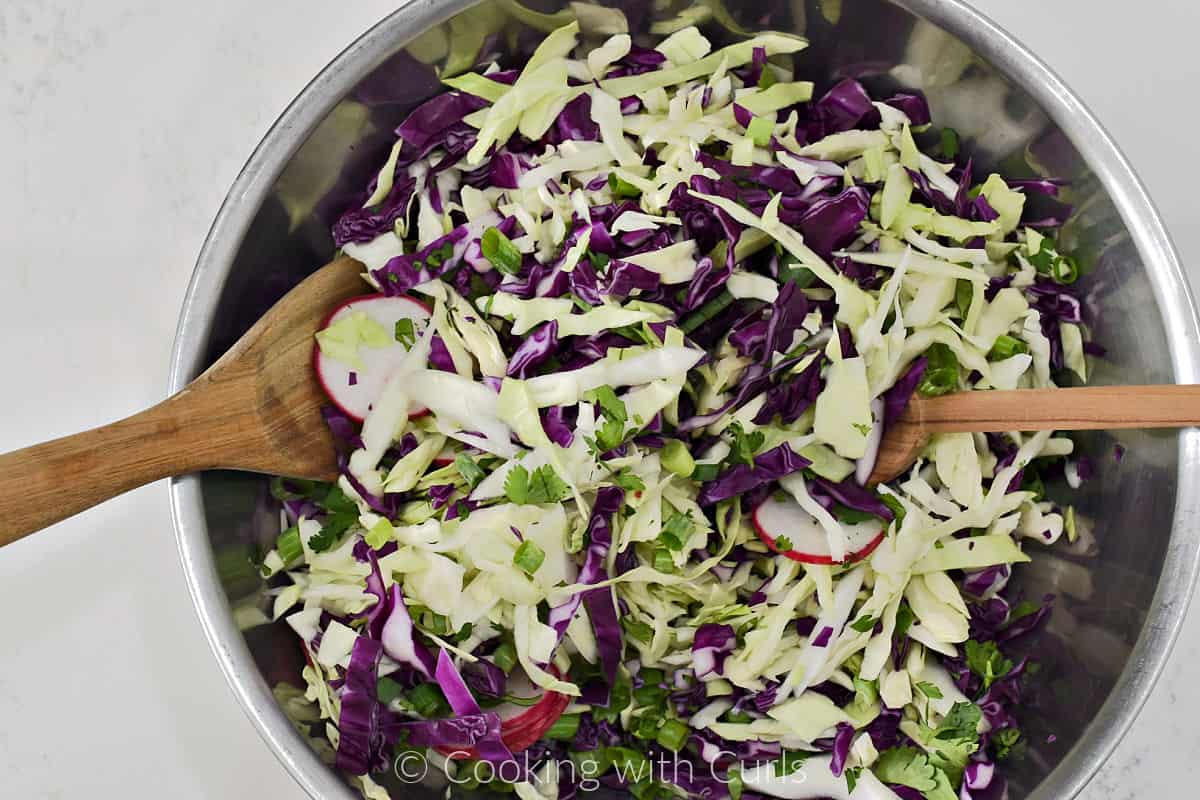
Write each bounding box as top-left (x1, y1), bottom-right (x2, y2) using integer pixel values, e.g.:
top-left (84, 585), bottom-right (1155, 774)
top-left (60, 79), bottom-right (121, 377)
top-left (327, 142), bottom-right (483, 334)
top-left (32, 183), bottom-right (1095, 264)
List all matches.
top-left (432, 444), bottom-right (457, 468)
top-left (313, 294), bottom-right (432, 422)
top-left (753, 493), bottom-right (886, 565)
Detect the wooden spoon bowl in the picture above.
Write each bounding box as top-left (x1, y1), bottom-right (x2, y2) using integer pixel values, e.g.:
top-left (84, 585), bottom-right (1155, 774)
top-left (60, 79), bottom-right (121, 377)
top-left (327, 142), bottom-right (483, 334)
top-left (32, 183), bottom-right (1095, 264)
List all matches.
top-left (0, 256), bottom-right (365, 546)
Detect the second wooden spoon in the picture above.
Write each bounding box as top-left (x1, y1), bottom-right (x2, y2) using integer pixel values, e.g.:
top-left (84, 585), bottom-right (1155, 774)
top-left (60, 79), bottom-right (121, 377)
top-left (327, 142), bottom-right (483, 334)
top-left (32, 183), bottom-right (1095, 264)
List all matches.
top-left (869, 384), bottom-right (1200, 484)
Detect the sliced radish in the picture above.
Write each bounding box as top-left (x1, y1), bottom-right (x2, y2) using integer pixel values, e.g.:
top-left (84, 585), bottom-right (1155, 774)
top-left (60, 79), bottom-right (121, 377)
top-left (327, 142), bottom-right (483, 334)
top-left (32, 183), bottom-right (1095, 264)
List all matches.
top-left (753, 494), bottom-right (885, 565)
top-left (432, 443), bottom-right (457, 468)
top-left (313, 294), bottom-right (432, 422)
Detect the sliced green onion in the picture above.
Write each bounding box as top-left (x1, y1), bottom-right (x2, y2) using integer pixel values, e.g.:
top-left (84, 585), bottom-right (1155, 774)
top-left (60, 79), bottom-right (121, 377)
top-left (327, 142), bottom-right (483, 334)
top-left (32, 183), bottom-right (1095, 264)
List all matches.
top-left (633, 684), bottom-right (668, 707)
top-left (853, 676), bottom-right (879, 706)
top-left (639, 667), bottom-right (666, 685)
top-left (1029, 238), bottom-right (1059, 272)
top-left (988, 334), bottom-right (1029, 360)
top-left (591, 677), bottom-right (632, 724)
top-left (276, 526), bottom-right (303, 565)
top-left (659, 511), bottom-right (693, 551)
top-left (727, 767), bottom-right (745, 800)
top-left (691, 463), bottom-right (721, 482)
top-left (449, 623), bottom-right (473, 645)
top-left (629, 782), bottom-right (659, 800)
top-left (1053, 254), bottom-right (1080, 284)
top-left (652, 547), bottom-right (675, 573)
top-left (661, 439), bottom-right (696, 478)
top-left (394, 317), bottom-right (416, 347)
top-left (363, 518), bottom-right (393, 551)
top-left (606, 747), bottom-right (650, 775)
top-left (566, 522), bottom-right (586, 554)
top-left (633, 715), bottom-right (662, 740)
top-left (656, 719), bottom-right (690, 752)
top-left (779, 260), bottom-right (816, 288)
top-left (513, 539), bottom-right (546, 575)
top-left (481, 227), bottom-right (522, 275)
top-left (680, 289), bottom-right (734, 334)
top-left (544, 713), bottom-right (582, 741)
top-left (746, 116), bottom-right (774, 147)
top-left (424, 240), bottom-right (455, 271)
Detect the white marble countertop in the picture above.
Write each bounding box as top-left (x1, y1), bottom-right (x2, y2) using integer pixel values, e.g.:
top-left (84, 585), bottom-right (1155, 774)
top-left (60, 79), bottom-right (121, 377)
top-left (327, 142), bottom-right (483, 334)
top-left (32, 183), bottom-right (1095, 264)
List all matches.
top-left (0, 1), bottom-right (1196, 797)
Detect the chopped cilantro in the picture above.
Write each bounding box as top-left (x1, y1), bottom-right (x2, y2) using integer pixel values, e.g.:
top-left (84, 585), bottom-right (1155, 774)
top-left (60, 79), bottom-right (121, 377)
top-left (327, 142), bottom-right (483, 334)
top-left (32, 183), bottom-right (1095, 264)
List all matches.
top-left (992, 727), bottom-right (1023, 760)
top-left (504, 464), bottom-right (571, 505)
top-left (964, 640), bottom-right (1014, 691)
top-left (612, 468), bottom-right (646, 492)
top-left (586, 385), bottom-right (628, 423)
top-left (935, 702), bottom-right (982, 742)
top-left (773, 750), bottom-right (807, 776)
top-left (727, 421), bottom-right (765, 466)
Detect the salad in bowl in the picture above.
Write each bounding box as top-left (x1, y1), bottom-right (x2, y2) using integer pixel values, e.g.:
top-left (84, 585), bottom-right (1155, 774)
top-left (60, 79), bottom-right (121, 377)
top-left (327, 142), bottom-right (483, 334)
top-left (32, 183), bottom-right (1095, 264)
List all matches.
top-left (260, 18), bottom-right (1090, 800)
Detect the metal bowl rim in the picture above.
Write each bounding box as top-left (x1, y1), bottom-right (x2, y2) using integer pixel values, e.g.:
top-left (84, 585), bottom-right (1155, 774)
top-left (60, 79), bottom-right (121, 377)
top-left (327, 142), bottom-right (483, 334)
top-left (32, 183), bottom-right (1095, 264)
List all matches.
top-left (167, 1), bottom-right (1200, 798)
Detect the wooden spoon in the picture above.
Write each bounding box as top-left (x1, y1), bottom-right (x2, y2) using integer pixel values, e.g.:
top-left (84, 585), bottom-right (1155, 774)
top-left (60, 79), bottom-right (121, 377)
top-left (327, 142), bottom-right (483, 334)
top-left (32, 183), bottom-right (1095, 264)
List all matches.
top-left (1, 261), bottom-right (1192, 547)
top-left (869, 384), bottom-right (1200, 485)
top-left (0, 256), bottom-right (367, 547)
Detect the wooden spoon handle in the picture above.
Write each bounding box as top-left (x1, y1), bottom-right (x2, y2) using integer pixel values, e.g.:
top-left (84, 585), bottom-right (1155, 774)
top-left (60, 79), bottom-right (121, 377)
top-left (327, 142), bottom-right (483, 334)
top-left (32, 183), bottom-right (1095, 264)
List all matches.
top-left (918, 384), bottom-right (1200, 433)
top-left (0, 393), bottom-right (214, 547)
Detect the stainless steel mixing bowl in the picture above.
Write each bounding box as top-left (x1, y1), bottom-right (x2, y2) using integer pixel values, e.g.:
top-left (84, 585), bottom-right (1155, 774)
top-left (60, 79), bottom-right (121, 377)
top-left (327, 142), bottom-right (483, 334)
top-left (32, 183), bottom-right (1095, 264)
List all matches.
top-left (168, 1), bottom-right (1200, 797)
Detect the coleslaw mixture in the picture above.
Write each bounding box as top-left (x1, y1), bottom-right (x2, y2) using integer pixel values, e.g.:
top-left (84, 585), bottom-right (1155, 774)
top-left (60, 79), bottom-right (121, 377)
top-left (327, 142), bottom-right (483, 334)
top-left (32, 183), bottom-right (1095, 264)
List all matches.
top-left (261, 18), bottom-right (1091, 800)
